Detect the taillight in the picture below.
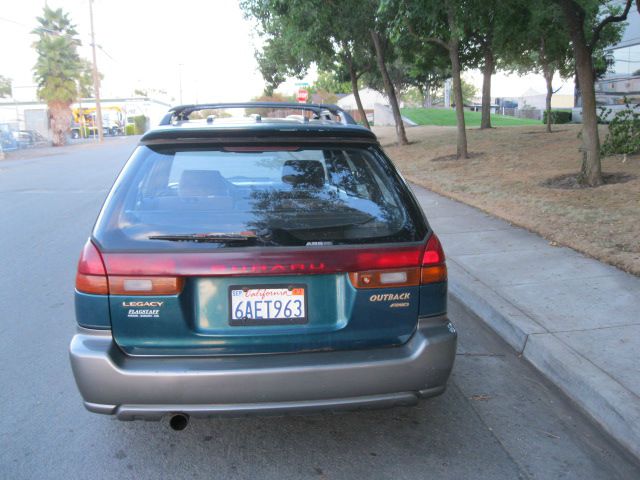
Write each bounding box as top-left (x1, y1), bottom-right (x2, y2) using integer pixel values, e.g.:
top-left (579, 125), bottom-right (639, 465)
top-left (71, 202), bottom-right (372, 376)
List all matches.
top-left (76, 239), bottom-right (109, 295)
top-left (75, 239), bottom-right (184, 296)
top-left (421, 233), bottom-right (447, 284)
top-left (348, 233), bottom-right (447, 289)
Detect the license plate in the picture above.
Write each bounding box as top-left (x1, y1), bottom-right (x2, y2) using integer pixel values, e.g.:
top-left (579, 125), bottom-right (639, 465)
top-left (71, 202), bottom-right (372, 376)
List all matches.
top-left (229, 285), bottom-right (307, 325)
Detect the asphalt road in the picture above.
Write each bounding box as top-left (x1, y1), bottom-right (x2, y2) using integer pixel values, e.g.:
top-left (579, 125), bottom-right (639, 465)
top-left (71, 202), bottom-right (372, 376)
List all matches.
top-left (1, 138), bottom-right (638, 479)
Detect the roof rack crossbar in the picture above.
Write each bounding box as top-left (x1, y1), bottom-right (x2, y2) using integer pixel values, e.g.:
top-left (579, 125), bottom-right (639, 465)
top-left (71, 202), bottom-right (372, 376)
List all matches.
top-left (158, 102), bottom-right (357, 126)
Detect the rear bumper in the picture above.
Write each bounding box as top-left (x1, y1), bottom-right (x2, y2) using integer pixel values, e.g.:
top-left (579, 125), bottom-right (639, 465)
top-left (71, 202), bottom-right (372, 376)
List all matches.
top-left (69, 316), bottom-right (457, 420)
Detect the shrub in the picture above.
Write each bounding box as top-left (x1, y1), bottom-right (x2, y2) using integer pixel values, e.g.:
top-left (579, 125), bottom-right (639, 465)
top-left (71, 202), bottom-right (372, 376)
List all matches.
top-left (125, 124), bottom-right (136, 135)
top-left (600, 98), bottom-right (640, 160)
top-left (132, 115), bottom-right (148, 134)
top-left (542, 110), bottom-right (572, 124)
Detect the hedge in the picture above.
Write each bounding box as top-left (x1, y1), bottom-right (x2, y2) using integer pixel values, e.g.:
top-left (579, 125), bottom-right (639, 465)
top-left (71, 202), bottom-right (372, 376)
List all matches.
top-left (542, 110), bottom-right (572, 124)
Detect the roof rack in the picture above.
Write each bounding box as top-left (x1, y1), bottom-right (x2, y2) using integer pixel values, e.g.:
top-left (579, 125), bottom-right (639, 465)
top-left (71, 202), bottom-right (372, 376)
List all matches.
top-left (158, 102), bottom-right (358, 126)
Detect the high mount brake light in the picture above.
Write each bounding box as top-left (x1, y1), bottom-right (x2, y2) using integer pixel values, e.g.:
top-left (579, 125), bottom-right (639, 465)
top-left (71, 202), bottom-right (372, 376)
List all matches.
top-left (222, 146), bottom-right (300, 152)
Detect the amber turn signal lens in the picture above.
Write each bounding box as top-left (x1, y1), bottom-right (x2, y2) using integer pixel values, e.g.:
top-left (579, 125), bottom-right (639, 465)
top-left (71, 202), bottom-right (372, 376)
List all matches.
top-left (108, 276), bottom-right (184, 295)
top-left (75, 273), bottom-right (109, 295)
top-left (420, 265), bottom-right (447, 284)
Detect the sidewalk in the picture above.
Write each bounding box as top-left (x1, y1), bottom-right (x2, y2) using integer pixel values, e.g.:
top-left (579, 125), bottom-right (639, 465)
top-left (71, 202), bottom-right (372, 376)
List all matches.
top-left (410, 183), bottom-right (640, 460)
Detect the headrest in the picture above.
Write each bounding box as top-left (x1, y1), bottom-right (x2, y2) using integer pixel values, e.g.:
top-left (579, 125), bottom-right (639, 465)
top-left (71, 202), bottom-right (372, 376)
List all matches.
top-left (179, 170), bottom-right (228, 197)
top-left (282, 160), bottom-right (325, 188)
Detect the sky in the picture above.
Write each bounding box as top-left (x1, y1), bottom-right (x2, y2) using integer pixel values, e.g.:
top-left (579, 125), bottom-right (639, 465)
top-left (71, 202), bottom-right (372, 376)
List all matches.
top-left (1, 0), bottom-right (578, 105)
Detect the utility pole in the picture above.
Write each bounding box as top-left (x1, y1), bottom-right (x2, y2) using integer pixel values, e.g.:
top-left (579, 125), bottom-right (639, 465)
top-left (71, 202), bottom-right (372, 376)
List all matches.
top-left (89, 0), bottom-right (103, 142)
top-left (178, 63), bottom-right (183, 105)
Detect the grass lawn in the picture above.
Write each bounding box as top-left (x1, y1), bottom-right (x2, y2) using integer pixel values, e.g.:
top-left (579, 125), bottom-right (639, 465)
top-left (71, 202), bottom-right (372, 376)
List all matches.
top-left (401, 107), bottom-right (541, 127)
top-left (375, 124), bottom-right (640, 276)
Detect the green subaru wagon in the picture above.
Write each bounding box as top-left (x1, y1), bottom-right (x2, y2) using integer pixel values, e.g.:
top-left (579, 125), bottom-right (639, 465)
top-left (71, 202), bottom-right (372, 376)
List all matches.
top-left (69, 103), bottom-right (457, 430)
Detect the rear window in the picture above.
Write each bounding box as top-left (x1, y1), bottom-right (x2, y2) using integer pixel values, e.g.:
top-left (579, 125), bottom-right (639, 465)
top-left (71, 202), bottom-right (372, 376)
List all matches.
top-left (94, 145), bottom-right (427, 250)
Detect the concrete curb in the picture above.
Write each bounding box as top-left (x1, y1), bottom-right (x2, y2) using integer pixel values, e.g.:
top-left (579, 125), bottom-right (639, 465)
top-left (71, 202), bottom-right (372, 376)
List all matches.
top-left (448, 259), bottom-right (640, 461)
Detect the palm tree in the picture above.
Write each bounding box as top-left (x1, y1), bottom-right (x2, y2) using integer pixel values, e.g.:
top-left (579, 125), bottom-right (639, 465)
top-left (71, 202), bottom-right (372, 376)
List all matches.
top-left (32, 6), bottom-right (82, 146)
top-left (0, 75), bottom-right (11, 98)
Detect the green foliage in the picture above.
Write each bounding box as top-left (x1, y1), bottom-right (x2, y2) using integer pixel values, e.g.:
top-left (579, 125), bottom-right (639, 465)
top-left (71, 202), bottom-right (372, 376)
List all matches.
top-left (32, 6), bottom-right (82, 104)
top-left (460, 78), bottom-right (477, 105)
top-left (504, 0), bottom-right (573, 78)
top-left (132, 115), bottom-right (148, 134)
top-left (77, 58), bottom-right (102, 98)
top-left (313, 71), bottom-right (351, 95)
top-left (542, 110), bottom-right (572, 124)
top-left (125, 124), bottom-right (136, 136)
top-left (600, 99), bottom-right (640, 158)
top-left (240, 0), bottom-right (377, 94)
top-left (0, 75), bottom-right (11, 98)
top-left (401, 87), bottom-right (426, 107)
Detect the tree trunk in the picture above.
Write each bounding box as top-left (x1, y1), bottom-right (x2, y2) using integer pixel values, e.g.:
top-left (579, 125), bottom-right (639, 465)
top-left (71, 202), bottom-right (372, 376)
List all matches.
top-left (558, 1), bottom-right (603, 186)
top-left (370, 30), bottom-right (409, 145)
top-left (446, 4), bottom-right (468, 158)
top-left (480, 45), bottom-right (493, 129)
top-left (351, 77), bottom-right (371, 129)
top-left (49, 101), bottom-right (71, 146)
top-left (424, 81), bottom-right (432, 108)
top-left (344, 50), bottom-right (371, 129)
top-left (543, 64), bottom-right (555, 133)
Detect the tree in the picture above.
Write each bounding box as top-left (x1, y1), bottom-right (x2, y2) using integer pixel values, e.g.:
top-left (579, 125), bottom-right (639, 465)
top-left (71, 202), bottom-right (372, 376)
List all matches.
top-left (32, 6), bottom-right (83, 146)
top-left (240, 0), bottom-right (411, 137)
top-left (370, 29), bottom-right (408, 143)
top-left (240, 0), bottom-right (378, 131)
top-left (554, 0), bottom-right (630, 186)
top-left (255, 35), bottom-right (311, 96)
top-left (391, 31), bottom-right (451, 108)
top-left (389, 0), bottom-right (470, 157)
top-left (0, 75), bottom-right (11, 98)
top-left (465, 0), bottom-right (527, 129)
top-left (505, 0), bottom-right (573, 133)
top-left (241, 1), bottom-right (365, 120)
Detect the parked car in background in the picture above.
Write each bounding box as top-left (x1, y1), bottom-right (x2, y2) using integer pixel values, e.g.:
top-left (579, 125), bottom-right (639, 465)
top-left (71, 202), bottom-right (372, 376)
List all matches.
top-left (0, 126), bottom-right (18, 152)
top-left (13, 129), bottom-right (49, 149)
top-left (69, 102), bottom-right (457, 430)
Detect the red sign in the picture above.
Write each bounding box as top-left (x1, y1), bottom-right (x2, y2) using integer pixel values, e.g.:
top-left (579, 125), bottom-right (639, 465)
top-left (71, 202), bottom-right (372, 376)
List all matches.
top-left (297, 88), bottom-right (308, 103)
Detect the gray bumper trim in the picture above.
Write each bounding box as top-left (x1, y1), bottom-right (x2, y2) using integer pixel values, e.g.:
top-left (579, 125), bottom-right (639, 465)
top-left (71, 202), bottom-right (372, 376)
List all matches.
top-left (70, 317), bottom-right (456, 419)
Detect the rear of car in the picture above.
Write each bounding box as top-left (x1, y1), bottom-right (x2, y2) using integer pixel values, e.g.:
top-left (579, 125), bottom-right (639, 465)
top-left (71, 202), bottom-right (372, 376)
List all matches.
top-left (70, 106), bottom-right (456, 422)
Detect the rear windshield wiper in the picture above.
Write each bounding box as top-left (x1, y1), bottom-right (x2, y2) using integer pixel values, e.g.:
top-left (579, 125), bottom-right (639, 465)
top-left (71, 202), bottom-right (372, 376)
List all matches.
top-left (148, 232), bottom-right (256, 243)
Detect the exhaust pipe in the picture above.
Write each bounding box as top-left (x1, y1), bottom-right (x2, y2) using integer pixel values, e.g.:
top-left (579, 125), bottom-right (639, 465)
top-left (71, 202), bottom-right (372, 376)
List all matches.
top-left (169, 413), bottom-right (189, 431)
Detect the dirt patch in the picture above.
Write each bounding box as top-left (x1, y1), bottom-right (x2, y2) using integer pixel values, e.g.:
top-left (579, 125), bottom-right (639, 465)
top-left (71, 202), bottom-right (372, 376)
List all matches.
top-left (541, 172), bottom-right (637, 189)
top-left (520, 128), bottom-right (571, 135)
top-left (375, 124), bottom-right (640, 276)
top-left (431, 152), bottom-right (484, 162)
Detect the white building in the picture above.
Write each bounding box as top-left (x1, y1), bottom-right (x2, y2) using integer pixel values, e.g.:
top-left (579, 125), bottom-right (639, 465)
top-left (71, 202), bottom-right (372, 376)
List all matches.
top-left (0, 97), bottom-right (171, 139)
top-left (337, 88), bottom-right (389, 111)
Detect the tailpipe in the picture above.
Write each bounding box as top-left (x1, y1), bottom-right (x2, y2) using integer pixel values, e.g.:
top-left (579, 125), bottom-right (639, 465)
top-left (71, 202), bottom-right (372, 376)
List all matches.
top-left (169, 413), bottom-right (190, 431)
